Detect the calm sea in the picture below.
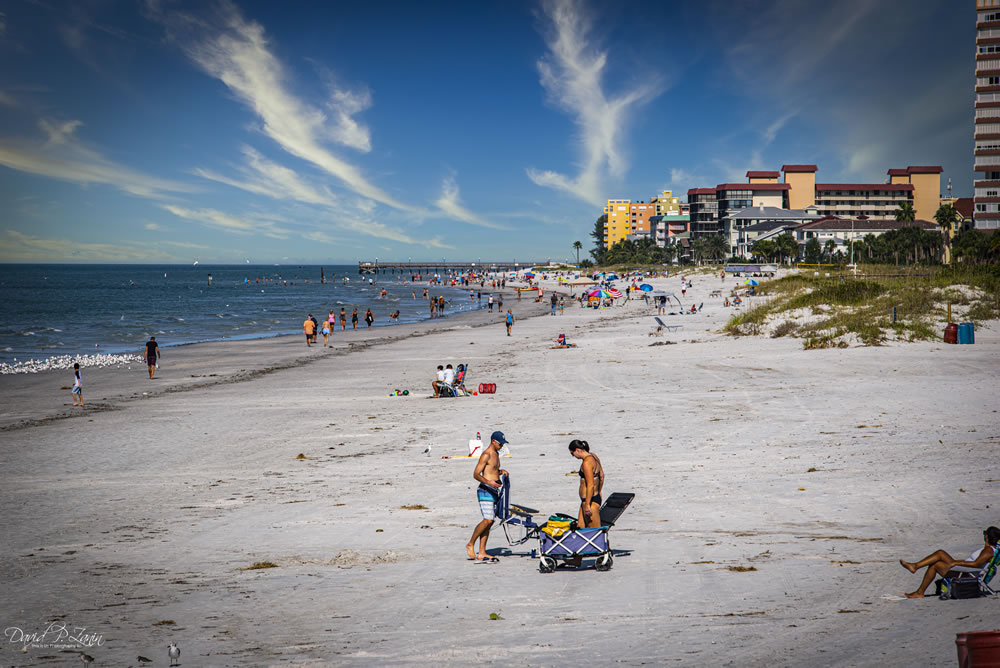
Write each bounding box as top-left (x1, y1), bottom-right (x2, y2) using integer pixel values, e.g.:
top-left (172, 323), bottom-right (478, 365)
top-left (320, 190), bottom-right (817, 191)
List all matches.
top-left (0, 264), bottom-right (492, 363)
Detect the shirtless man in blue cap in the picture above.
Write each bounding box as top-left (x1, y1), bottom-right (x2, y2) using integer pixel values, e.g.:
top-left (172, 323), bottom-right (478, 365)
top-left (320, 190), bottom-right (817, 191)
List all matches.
top-left (466, 431), bottom-right (509, 562)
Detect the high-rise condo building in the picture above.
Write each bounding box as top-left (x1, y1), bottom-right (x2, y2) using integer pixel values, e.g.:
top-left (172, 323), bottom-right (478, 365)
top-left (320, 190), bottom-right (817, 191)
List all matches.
top-left (976, 0), bottom-right (1000, 229)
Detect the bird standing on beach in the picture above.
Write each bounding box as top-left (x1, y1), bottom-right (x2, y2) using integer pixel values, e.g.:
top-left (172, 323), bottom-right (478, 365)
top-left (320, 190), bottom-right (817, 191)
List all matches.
top-left (137, 655), bottom-right (152, 665)
top-left (79, 653), bottom-right (95, 666)
top-left (168, 642), bottom-right (180, 666)
top-left (423, 446), bottom-right (432, 456)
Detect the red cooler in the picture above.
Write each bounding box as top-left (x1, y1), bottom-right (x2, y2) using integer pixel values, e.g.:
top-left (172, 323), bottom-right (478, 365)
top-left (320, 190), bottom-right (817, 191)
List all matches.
top-left (944, 323), bottom-right (958, 344)
top-left (965, 629), bottom-right (1000, 666)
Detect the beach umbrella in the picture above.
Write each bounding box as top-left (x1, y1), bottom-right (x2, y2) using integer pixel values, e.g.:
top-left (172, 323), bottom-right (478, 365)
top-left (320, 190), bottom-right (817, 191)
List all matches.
top-left (608, 288), bottom-right (623, 299)
top-left (524, 272), bottom-right (535, 278)
top-left (568, 276), bottom-right (597, 286)
top-left (639, 283), bottom-right (653, 292)
top-left (743, 279), bottom-right (759, 286)
top-left (606, 273), bottom-right (619, 280)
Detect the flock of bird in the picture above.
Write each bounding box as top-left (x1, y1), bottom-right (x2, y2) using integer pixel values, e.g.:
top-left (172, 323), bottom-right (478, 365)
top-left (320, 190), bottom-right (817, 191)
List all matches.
top-left (73, 642), bottom-right (179, 666)
top-left (0, 352), bottom-right (144, 375)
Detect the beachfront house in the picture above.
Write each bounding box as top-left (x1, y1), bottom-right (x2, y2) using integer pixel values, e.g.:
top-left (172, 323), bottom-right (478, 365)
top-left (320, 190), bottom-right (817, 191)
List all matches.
top-left (722, 205), bottom-right (821, 257)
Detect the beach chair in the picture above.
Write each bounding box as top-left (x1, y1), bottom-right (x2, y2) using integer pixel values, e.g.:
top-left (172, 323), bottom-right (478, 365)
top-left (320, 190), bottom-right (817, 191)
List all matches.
top-left (438, 363), bottom-right (470, 397)
top-left (941, 546), bottom-right (1000, 598)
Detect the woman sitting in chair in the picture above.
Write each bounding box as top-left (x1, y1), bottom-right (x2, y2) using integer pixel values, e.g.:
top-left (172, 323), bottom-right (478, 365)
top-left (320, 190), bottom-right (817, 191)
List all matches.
top-left (569, 440), bottom-right (604, 529)
top-left (900, 526), bottom-right (999, 598)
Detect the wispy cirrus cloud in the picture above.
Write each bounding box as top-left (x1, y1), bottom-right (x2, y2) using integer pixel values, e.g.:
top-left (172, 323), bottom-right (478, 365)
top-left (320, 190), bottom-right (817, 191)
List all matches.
top-left (526, 0), bottom-right (663, 206)
top-left (148, 0), bottom-right (419, 213)
top-left (435, 176), bottom-right (506, 230)
top-left (161, 203), bottom-right (292, 239)
top-left (0, 117), bottom-right (196, 198)
top-left (193, 145), bottom-right (340, 207)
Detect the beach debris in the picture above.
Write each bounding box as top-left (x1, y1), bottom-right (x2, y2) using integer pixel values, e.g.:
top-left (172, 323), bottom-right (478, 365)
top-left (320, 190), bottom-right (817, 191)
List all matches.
top-left (489, 612), bottom-right (504, 620)
top-left (153, 619), bottom-right (175, 625)
top-left (295, 453), bottom-right (311, 460)
top-left (242, 561), bottom-right (278, 570)
top-left (725, 566), bottom-right (758, 572)
top-left (1, 352), bottom-right (144, 375)
top-left (375, 528), bottom-right (383, 532)
top-left (399, 504), bottom-right (428, 510)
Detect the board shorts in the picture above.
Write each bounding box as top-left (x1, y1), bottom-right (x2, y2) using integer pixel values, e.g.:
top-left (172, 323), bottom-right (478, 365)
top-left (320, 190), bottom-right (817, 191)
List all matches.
top-left (72, 386), bottom-right (82, 395)
top-left (146, 356), bottom-right (156, 367)
top-left (477, 483), bottom-right (499, 521)
top-left (322, 328), bottom-right (330, 335)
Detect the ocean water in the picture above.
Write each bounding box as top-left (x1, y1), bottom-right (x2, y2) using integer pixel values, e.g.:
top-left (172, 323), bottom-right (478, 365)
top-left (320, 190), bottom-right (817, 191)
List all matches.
top-left (0, 264), bottom-right (493, 363)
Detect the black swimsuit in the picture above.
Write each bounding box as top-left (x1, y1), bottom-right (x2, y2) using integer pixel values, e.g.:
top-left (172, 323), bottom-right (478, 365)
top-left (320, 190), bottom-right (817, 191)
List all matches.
top-left (579, 460), bottom-right (602, 506)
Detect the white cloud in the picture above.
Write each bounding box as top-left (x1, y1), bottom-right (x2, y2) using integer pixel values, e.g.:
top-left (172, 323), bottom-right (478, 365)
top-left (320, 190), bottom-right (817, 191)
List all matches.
top-left (526, 0), bottom-right (662, 206)
top-left (150, 0), bottom-right (421, 213)
top-left (326, 88), bottom-right (373, 152)
top-left (193, 145), bottom-right (340, 207)
top-left (303, 230), bottom-right (336, 243)
top-left (144, 222), bottom-right (162, 231)
top-left (161, 203), bottom-right (291, 239)
top-left (434, 176), bottom-right (506, 230)
top-left (762, 111), bottom-right (797, 147)
top-left (0, 118), bottom-right (197, 198)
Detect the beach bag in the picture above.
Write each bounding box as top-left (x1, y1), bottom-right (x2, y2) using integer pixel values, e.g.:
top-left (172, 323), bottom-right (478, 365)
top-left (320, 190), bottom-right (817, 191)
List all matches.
top-left (541, 517), bottom-right (574, 538)
top-left (937, 577), bottom-right (982, 600)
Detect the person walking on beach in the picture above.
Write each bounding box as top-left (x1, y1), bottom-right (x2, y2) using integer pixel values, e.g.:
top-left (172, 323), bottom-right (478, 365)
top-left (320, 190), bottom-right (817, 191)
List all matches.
top-left (438, 296), bottom-right (445, 314)
top-left (322, 315), bottom-right (332, 347)
top-left (365, 308), bottom-right (374, 328)
top-left (550, 292), bottom-right (558, 315)
top-left (71, 362), bottom-right (83, 406)
top-left (339, 308), bottom-right (347, 331)
top-left (351, 308), bottom-right (359, 330)
top-left (487, 294), bottom-right (494, 312)
top-left (303, 316), bottom-right (316, 346)
top-left (145, 336), bottom-right (160, 378)
top-left (505, 309), bottom-right (514, 336)
top-left (466, 431), bottom-right (510, 562)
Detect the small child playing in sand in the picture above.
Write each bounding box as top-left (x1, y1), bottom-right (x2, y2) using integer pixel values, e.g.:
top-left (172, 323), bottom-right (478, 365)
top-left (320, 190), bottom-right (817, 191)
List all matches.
top-left (71, 363), bottom-right (83, 406)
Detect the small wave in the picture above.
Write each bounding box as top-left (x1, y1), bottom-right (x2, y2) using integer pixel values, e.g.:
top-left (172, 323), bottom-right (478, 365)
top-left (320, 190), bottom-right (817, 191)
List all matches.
top-left (21, 331), bottom-right (35, 336)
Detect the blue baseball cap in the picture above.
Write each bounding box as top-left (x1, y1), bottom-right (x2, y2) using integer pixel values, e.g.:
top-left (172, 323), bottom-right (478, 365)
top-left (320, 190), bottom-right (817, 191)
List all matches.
top-left (490, 431), bottom-right (508, 445)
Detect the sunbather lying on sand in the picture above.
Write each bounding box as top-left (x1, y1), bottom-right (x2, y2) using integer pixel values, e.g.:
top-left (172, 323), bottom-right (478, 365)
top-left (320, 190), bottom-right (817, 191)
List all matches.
top-left (900, 526), bottom-right (999, 598)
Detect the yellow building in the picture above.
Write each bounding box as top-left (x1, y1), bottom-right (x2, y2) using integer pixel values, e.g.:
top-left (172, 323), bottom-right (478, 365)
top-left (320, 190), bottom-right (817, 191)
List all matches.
top-left (782, 165), bottom-right (817, 209)
top-left (651, 190), bottom-right (681, 215)
top-left (747, 170), bottom-right (780, 184)
top-left (603, 198), bottom-right (631, 247)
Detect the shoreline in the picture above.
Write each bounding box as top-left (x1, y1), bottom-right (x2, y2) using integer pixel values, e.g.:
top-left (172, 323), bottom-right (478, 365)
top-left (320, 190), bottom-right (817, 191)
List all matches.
top-left (0, 285), bottom-right (555, 431)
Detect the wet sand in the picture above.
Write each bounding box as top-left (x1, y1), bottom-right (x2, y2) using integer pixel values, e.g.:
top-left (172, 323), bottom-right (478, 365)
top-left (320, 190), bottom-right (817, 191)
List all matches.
top-left (1, 274), bottom-right (997, 666)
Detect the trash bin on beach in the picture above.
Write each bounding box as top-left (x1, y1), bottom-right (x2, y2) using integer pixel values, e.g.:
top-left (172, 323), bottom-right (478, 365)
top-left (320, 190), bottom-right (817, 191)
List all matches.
top-left (958, 322), bottom-right (975, 345)
top-left (957, 629), bottom-right (1000, 667)
top-left (944, 323), bottom-right (958, 344)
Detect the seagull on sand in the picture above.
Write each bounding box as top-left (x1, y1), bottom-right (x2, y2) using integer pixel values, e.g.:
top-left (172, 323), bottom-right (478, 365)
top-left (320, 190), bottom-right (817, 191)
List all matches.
top-left (79, 652), bottom-right (95, 666)
top-left (168, 642), bottom-right (180, 666)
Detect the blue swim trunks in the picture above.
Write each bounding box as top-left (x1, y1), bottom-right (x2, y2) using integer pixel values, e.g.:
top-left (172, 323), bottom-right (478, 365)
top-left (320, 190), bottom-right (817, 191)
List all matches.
top-left (477, 484), bottom-right (499, 521)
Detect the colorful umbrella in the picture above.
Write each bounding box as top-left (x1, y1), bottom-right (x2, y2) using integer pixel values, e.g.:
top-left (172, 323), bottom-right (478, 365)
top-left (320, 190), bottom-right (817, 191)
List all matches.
top-left (608, 288), bottom-right (623, 299)
top-left (639, 283), bottom-right (653, 292)
top-left (744, 279), bottom-right (759, 286)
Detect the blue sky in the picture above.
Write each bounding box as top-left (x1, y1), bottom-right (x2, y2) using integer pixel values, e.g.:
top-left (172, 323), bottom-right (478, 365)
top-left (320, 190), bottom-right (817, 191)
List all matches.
top-left (0, 0), bottom-right (973, 263)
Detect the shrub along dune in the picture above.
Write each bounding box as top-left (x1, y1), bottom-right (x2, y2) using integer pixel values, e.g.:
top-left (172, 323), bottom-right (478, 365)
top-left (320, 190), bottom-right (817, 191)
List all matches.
top-left (725, 265), bottom-right (1000, 348)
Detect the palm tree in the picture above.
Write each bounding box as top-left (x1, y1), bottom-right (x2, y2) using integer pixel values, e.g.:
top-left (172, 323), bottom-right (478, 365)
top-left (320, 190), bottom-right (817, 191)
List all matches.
top-left (822, 239), bottom-right (837, 262)
top-left (572, 240), bottom-right (583, 265)
top-left (691, 238), bottom-right (708, 264)
top-left (894, 202), bottom-right (916, 223)
top-left (934, 203), bottom-right (958, 265)
top-left (704, 234), bottom-right (730, 263)
top-left (775, 233), bottom-right (800, 264)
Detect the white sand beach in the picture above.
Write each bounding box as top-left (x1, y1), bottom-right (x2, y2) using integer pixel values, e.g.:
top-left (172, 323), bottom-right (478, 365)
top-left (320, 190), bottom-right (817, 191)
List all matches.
top-left (1, 275), bottom-right (998, 667)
